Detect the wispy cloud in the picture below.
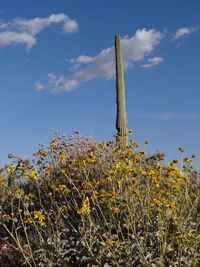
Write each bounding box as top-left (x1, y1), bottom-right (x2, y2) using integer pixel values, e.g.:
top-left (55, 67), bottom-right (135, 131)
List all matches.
top-left (34, 81), bottom-right (45, 90)
top-left (35, 28), bottom-right (164, 93)
top-left (13, 13), bottom-right (78, 35)
top-left (0, 31), bottom-right (36, 50)
top-left (0, 13), bottom-right (79, 50)
top-left (173, 27), bottom-right (197, 40)
top-left (136, 111), bottom-right (200, 120)
top-left (141, 56), bottom-right (164, 68)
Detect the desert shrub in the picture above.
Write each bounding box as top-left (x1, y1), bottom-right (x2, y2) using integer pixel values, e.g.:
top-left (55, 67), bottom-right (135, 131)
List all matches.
top-left (0, 131), bottom-right (199, 266)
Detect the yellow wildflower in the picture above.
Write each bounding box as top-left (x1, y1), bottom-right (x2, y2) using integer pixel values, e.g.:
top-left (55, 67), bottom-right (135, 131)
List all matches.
top-left (77, 197), bottom-right (91, 216)
top-left (56, 184), bottom-right (70, 194)
top-left (25, 217), bottom-right (34, 224)
top-left (34, 210), bottom-right (44, 220)
top-left (50, 138), bottom-right (57, 148)
top-left (106, 175), bottom-right (113, 183)
top-left (7, 164), bottom-right (16, 175)
top-left (27, 170), bottom-right (38, 181)
top-left (176, 232), bottom-right (195, 240)
top-left (57, 184), bottom-right (67, 191)
top-left (99, 188), bottom-right (107, 195)
top-left (0, 176), bottom-right (5, 185)
top-left (115, 162), bottom-right (122, 169)
top-left (138, 168), bottom-right (146, 175)
top-left (105, 239), bottom-right (115, 247)
top-left (183, 158), bottom-right (192, 164)
top-left (152, 176), bottom-right (161, 188)
top-left (149, 170), bottom-right (155, 176)
top-left (27, 193), bottom-right (35, 199)
top-left (164, 200), bottom-right (176, 210)
top-left (59, 150), bottom-right (66, 162)
top-left (58, 204), bottom-right (70, 212)
top-left (15, 189), bottom-right (24, 199)
top-left (47, 164), bottom-right (53, 170)
top-left (168, 162), bottom-right (173, 167)
top-left (156, 163), bottom-right (162, 169)
top-left (170, 216), bottom-right (177, 225)
top-left (110, 207), bottom-right (119, 214)
top-left (60, 168), bottom-right (66, 174)
top-left (85, 151), bottom-right (98, 164)
top-left (37, 149), bottom-right (47, 157)
top-left (152, 198), bottom-right (162, 206)
top-left (33, 211), bottom-right (46, 227)
top-left (82, 181), bottom-right (92, 188)
top-left (191, 192), bottom-right (197, 198)
top-left (117, 180), bottom-right (121, 190)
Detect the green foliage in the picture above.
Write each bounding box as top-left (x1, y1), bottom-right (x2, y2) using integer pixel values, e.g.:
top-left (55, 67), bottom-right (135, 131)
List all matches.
top-left (0, 131), bottom-right (200, 266)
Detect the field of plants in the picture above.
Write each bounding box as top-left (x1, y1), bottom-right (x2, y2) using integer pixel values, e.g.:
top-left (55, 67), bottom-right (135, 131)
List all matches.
top-left (0, 131), bottom-right (199, 266)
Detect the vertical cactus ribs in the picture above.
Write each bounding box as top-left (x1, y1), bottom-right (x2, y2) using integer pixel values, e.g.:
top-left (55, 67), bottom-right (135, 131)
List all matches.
top-left (115, 34), bottom-right (129, 147)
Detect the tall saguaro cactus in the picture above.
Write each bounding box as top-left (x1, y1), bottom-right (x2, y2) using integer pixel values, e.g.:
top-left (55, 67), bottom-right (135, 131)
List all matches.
top-left (115, 34), bottom-right (129, 147)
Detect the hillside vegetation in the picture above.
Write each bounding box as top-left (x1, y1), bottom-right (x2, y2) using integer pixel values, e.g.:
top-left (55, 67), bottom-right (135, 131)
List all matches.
top-left (0, 131), bottom-right (199, 266)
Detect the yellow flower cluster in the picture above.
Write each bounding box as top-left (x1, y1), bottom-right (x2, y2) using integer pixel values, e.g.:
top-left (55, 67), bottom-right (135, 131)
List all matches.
top-left (50, 181), bottom-right (70, 194)
top-left (37, 149), bottom-right (47, 157)
top-left (59, 150), bottom-right (66, 162)
top-left (26, 170), bottom-right (38, 181)
top-left (6, 164), bottom-right (16, 174)
top-left (77, 196), bottom-right (91, 216)
top-left (50, 138), bottom-right (57, 148)
top-left (1, 133), bottom-right (200, 266)
top-left (183, 158), bottom-right (193, 165)
top-left (105, 239), bottom-right (115, 247)
top-left (110, 206), bottom-right (119, 214)
top-left (99, 188), bottom-right (117, 202)
top-left (57, 204), bottom-right (71, 212)
top-left (82, 151), bottom-right (98, 165)
top-left (33, 211), bottom-right (46, 227)
top-left (24, 210), bottom-right (46, 227)
top-left (152, 198), bottom-right (176, 210)
top-left (176, 232), bottom-right (195, 241)
top-left (0, 176), bottom-right (5, 186)
top-left (56, 184), bottom-right (67, 191)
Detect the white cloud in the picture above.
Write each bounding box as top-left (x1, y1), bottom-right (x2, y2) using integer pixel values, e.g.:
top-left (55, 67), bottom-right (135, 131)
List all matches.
top-left (14, 13), bottom-right (78, 36)
top-left (173, 27), bottom-right (196, 40)
top-left (39, 28), bottom-right (164, 93)
top-left (62, 18), bottom-right (79, 33)
top-left (0, 31), bottom-right (37, 51)
top-left (136, 111), bottom-right (200, 120)
top-left (34, 81), bottom-right (45, 90)
top-left (141, 56), bottom-right (164, 68)
top-left (69, 55), bottom-right (95, 64)
top-left (0, 13), bottom-right (78, 50)
top-left (47, 73), bottom-right (78, 92)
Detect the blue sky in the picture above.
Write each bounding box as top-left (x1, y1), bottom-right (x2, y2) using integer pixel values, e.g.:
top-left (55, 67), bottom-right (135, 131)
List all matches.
top-left (1, 0), bottom-right (200, 167)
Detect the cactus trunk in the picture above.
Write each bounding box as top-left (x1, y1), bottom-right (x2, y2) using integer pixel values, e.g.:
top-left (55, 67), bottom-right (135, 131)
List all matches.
top-left (115, 34), bottom-right (129, 147)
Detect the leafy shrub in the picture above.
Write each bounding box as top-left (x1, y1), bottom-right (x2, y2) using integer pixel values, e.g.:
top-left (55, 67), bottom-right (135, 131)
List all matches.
top-left (0, 131), bottom-right (199, 266)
